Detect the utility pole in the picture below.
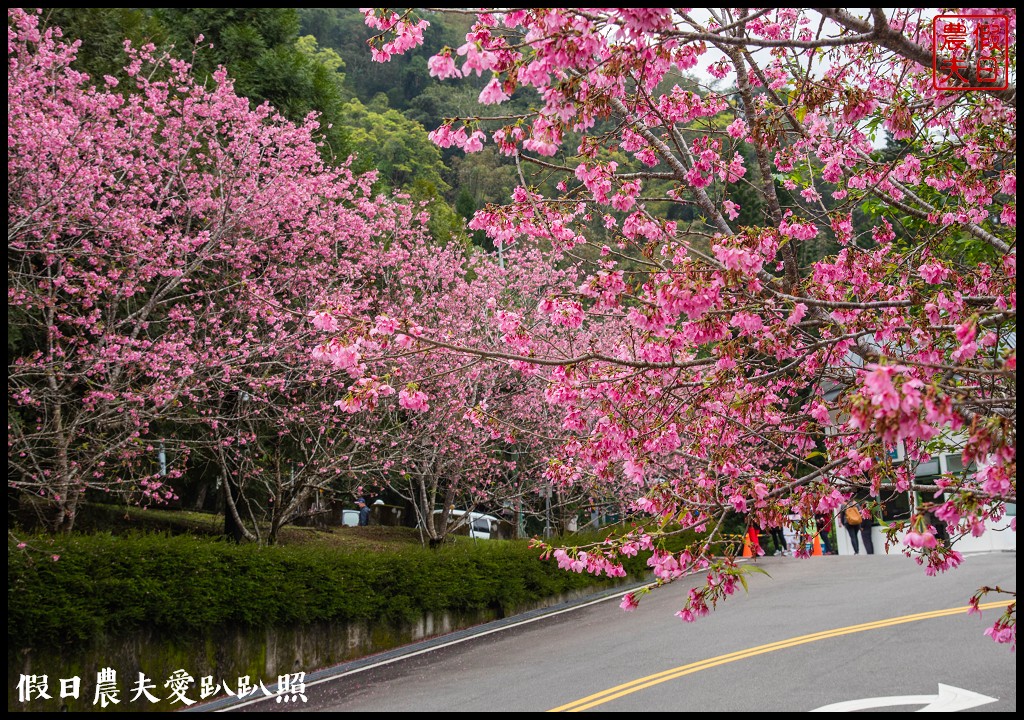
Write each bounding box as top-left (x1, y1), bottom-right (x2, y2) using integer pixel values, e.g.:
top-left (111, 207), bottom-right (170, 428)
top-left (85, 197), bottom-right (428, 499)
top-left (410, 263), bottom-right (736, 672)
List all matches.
top-left (542, 484), bottom-right (552, 538)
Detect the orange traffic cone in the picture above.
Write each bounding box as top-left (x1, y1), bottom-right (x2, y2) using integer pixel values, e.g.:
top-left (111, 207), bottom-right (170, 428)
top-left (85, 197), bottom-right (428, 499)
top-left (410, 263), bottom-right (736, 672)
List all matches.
top-left (812, 533), bottom-right (823, 556)
top-left (742, 534), bottom-right (752, 558)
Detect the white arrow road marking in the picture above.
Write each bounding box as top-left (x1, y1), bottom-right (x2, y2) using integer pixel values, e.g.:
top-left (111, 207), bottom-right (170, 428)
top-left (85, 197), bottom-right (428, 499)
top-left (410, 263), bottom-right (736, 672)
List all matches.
top-left (811, 683), bottom-right (998, 712)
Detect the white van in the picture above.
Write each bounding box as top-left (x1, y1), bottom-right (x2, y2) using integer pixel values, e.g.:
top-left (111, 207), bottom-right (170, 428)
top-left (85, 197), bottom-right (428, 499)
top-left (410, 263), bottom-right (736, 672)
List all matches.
top-left (432, 509), bottom-right (501, 540)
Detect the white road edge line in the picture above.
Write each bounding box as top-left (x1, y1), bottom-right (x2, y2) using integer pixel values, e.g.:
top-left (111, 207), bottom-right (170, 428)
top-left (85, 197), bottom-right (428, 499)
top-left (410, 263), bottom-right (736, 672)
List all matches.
top-left (219, 581), bottom-right (654, 711)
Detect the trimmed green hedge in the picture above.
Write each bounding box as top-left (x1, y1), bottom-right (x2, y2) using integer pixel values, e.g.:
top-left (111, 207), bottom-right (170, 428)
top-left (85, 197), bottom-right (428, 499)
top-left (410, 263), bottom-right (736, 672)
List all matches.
top-left (8, 531), bottom-right (683, 648)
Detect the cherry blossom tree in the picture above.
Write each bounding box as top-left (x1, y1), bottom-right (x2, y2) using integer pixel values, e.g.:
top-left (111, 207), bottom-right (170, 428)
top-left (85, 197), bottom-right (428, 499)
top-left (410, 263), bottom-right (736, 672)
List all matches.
top-left (8, 10), bottom-right (204, 531)
top-left (362, 7), bottom-right (1016, 644)
top-left (8, 8), bottom-right (423, 538)
top-left (313, 218), bottom-right (581, 545)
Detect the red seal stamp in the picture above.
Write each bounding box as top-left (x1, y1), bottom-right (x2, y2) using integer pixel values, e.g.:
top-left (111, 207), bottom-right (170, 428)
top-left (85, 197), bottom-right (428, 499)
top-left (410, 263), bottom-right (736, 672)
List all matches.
top-left (933, 14), bottom-right (1010, 91)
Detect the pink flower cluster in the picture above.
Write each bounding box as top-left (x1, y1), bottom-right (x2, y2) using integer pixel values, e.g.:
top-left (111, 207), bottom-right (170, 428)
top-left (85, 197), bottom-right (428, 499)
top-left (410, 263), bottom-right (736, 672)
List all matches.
top-left (427, 51), bottom-right (461, 79)
top-left (713, 243), bottom-right (764, 276)
top-left (398, 388), bottom-right (430, 412)
top-left (552, 548), bottom-right (626, 578)
top-left (364, 11), bottom-right (429, 63)
top-left (428, 124), bottom-right (487, 153)
top-left (984, 620), bottom-right (1016, 648)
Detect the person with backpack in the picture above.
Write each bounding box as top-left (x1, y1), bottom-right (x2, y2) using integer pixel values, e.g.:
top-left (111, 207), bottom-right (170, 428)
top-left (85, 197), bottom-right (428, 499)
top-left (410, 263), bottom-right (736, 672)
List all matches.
top-left (842, 500), bottom-right (864, 554)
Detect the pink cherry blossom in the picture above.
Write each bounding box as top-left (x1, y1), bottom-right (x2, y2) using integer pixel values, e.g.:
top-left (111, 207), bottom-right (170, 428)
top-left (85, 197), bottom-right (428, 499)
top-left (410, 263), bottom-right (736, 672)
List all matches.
top-left (619, 593), bottom-right (640, 611)
top-left (478, 78), bottom-right (510, 105)
top-left (427, 52), bottom-right (462, 79)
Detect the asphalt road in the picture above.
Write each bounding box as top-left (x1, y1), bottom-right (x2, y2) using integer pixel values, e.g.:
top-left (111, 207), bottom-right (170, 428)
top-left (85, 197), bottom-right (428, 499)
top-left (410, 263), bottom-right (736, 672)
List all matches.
top-left (225, 550), bottom-right (1016, 712)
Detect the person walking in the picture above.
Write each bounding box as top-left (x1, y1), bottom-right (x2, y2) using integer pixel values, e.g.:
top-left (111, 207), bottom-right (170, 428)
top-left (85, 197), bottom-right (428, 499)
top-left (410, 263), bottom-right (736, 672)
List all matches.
top-left (356, 497), bottom-right (370, 526)
top-left (815, 512), bottom-right (834, 554)
top-left (768, 522), bottom-right (787, 556)
top-left (783, 512), bottom-right (800, 556)
top-left (801, 515), bottom-right (818, 555)
top-left (841, 500), bottom-right (863, 554)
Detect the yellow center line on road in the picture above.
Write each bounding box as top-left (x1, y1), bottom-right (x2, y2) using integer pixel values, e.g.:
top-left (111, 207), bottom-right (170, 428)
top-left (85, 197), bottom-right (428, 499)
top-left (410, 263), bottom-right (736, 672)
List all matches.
top-left (549, 601), bottom-right (1007, 712)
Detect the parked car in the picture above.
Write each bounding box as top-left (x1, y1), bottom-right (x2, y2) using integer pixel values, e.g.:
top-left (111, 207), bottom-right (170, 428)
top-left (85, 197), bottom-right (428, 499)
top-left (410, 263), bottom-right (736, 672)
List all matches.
top-left (428, 509), bottom-right (501, 540)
